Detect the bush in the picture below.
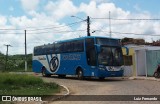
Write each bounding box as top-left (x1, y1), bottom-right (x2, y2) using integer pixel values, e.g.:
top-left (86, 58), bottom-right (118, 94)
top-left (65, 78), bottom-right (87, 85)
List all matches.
top-left (0, 73), bottom-right (60, 95)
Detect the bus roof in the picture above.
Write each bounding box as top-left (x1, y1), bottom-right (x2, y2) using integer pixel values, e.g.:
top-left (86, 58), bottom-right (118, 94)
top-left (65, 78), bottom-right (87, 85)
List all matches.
top-left (34, 36), bottom-right (120, 48)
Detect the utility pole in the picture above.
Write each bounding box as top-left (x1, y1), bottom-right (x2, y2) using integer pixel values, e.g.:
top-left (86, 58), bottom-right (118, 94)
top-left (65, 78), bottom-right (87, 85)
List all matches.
top-left (109, 11), bottom-right (112, 38)
top-left (4, 44), bottom-right (11, 70)
top-left (87, 16), bottom-right (90, 36)
top-left (25, 30), bottom-right (27, 72)
top-left (71, 15), bottom-right (91, 36)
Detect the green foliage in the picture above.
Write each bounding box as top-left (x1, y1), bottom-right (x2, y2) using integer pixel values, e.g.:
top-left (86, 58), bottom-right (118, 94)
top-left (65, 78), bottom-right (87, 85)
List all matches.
top-left (0, 54), bottom-right (32, 72)
top-left (0, 73), bottom-right (43, 86)
top-left (0, 73), bottom-right (60, 95)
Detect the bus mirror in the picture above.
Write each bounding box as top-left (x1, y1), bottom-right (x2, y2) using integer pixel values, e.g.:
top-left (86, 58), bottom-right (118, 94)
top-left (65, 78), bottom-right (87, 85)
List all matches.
top-left (122, 46), bottom-right (129, 55)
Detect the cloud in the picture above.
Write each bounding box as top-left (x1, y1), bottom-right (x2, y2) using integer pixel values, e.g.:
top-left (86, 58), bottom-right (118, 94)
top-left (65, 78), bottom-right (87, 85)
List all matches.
top-left (7, 11), bottom-right (76, 54)
top-left (78, 1), bottom-right (160, 42)
top-left (20, 0), bottom-right (40, 11)
top-left (80, 1), bottom-right (130, 18)
top-left (91, 0), bottom-right (110, 4)
top-left (45, 0), bottom-right (78, 20)
top-left (0, 16), bottom-right (7, 26)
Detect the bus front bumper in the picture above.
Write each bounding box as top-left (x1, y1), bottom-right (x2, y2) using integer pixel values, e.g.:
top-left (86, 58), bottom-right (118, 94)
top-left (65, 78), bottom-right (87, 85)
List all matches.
top-left (96, 69), bottom-right (124, 78)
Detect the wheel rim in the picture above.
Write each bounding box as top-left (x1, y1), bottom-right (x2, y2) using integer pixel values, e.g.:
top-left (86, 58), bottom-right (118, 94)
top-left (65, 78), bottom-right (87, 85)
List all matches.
top-left (78, 70), bottom-right (83, 79)
top-left (158, 73), bottom-right (160, 78)
top-left (154, 72), bottom-right (159, 78)
top-left (42, 69), bottom-right (46, 76)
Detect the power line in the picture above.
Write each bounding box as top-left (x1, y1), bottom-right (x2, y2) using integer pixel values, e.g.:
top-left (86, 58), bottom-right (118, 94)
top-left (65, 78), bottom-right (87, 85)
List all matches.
top-left (113, 18), bottom-right (160, 21)
top-left (0, 29), bottom-right (86, 34)
top-left (91, 17), bottom-right (160, 21)
top-left (112, 32), bottom-right (160, 36)
top-left (26, 29), bottom-right (86, 35)
top-left (0, 20), bottom-right (85, 31)
top-left (0, 32), bottom-right (24, 34)
top-left (27, 20), bottom-right (85, 29)
top-left (0, 28), bottom-right (23, 31)
top-left (92, 30), bottom-right (160, 36)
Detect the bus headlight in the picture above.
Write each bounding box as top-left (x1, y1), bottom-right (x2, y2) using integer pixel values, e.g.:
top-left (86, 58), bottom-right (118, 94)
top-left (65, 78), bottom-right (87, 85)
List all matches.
top-left (120, 66), bottom-right (124, 71)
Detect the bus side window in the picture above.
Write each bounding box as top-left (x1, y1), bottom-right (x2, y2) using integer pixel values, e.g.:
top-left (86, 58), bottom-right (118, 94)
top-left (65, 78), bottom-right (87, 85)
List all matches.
top-left (59, 43), bottom-right (64, 53)
top-left (70, 42), bottom-right (74, 52)
top-left (67, 42), bottom-right (71, 52)
top-left (34, 48), bottom-right (37, 56)
top-left (85, 38), bottom-right (96, 66)
top-left (73, 40), bottom-right (83, 52)
top-left (55, 44), bottom-right (59, 53)
top-left (64, 42), bottom-right (71, 53)
top-left (50, 44), bottom-right (55, 54)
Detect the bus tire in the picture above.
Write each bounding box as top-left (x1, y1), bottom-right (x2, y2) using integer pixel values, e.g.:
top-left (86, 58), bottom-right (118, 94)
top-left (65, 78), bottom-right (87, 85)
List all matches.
top-left (42, 67), bottom-right (51, 77)
top-left (77, 69), bottom-right (83, 80)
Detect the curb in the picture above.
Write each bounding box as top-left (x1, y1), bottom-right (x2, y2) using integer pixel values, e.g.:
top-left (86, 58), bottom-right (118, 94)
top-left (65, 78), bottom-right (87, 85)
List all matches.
top-left (129, 77), bottom-right (160, 82)
top-left (60, 85), bottom-right (70, 96)
top-left (41, 84), bottom-right (70, 104)
top-left (49, 84), bottom-right (70, 102)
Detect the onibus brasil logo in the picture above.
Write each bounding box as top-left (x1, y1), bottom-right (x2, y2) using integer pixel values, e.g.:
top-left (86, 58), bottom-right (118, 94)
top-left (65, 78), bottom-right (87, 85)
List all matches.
top-left (49, 56), bottom-right (59, 72)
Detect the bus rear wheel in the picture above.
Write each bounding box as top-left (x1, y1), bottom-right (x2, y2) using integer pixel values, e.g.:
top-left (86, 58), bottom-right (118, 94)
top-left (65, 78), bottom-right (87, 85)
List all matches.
top-left (77, 69), bottom-right (83, 80)
top-left (42, 67), bottom-right (51, 77)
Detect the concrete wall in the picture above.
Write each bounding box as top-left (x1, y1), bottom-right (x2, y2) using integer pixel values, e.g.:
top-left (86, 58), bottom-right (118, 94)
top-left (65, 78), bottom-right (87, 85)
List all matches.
top-left (146, 50), bottom-right (160, 76)
top-left (122, 48), bottom-right (136, 76)
top-left (135, 49), bottom-right (146, 76)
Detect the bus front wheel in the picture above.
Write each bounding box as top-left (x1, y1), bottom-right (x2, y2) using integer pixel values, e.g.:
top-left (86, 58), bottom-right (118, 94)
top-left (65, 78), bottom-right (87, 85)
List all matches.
top-left (77, 69), bottom-right (83, 80)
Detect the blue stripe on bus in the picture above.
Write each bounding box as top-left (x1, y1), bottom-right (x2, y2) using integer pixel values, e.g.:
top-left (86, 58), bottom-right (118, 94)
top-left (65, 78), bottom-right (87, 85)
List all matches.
top-left (50, 54), bottom-right (52, 59)
top-left (46, 55), bottom-right (50, 65)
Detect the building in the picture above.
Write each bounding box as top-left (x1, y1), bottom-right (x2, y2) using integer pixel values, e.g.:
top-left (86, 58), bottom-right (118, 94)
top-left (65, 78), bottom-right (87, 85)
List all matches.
top-left (122, 45), bottom-right (160, 77)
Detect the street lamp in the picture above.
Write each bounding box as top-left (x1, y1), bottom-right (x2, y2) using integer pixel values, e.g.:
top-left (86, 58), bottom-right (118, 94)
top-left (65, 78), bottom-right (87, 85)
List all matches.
top-left (71, 15), bottom-right (86, 21)
top-left (71, 15), bottom-right (90, 36)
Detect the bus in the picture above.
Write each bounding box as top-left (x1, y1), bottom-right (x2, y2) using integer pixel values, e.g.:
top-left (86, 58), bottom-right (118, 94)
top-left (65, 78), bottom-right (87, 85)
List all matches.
top-left (32, 36), bottom-right (124, 79)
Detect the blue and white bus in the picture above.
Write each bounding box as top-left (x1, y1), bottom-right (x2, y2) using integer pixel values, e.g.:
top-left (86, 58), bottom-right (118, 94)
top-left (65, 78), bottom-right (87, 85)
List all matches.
top-left (32, 36), bottom-right (124, 79)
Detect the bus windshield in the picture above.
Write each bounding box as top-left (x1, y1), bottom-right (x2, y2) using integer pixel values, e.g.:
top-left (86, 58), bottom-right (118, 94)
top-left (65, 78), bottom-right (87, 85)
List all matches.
top-left (98, 46), bottom-right (123, 66)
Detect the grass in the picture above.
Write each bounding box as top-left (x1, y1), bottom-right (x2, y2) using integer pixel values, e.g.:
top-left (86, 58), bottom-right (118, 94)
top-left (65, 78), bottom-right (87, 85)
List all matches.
top-left (0, 73), bottom-right (60, 95)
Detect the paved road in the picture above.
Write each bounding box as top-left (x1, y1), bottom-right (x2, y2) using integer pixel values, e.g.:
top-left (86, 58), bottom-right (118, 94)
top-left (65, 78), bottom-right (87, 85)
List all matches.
top-left (41, 75), bottom-right (160, 104)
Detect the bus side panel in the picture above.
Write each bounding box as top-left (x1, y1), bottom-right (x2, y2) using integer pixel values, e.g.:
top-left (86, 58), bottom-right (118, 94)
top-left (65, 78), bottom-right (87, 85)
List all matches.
top-left (32, 60), bottom-right (43, 73)
top-left (32, 55), bottom-right (53, 73)
top-left (55, 52), bottom-right (98, 77)
top-left (55, 53), bottom-right (85, 75)
top-left (56, 52), bottom-right (97, 77)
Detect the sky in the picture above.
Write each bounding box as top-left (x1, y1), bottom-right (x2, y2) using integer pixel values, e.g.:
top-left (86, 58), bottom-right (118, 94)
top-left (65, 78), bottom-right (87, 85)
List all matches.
top-left (0, 0), bottom-right (160, 55)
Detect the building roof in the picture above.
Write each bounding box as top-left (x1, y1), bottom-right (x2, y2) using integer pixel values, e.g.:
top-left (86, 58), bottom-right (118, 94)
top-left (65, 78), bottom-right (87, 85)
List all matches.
top-left (134, 46), bottom-right (160, 51)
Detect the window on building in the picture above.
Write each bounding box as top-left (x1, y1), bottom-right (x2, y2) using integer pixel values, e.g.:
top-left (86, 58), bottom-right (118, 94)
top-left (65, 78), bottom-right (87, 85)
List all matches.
top-left (123, 55), bottom-right (133, 65)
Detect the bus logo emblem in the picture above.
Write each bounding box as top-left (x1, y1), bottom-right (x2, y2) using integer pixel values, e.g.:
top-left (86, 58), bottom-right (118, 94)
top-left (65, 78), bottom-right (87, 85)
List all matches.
top-left (49, 56), bottom-right (59, 72)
